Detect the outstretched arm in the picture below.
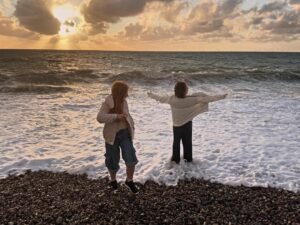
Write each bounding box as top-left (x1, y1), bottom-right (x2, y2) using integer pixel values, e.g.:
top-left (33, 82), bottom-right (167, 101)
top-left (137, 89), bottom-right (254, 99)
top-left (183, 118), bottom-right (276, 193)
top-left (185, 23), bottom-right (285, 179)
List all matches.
top-left (191, 92), bottom-right (227, 103)
top-left (147, 92), bottom-right (171, 104)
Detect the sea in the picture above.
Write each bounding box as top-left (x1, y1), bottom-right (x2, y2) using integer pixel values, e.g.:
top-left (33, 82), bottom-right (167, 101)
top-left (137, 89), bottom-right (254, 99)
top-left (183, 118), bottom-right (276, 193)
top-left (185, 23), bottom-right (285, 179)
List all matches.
top-left (0, 50), bottom-right (299, 192)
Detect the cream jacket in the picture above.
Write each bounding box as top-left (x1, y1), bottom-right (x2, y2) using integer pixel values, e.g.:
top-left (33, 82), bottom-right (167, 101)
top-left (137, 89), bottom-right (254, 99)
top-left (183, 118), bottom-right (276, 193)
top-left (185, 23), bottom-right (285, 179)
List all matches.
top-left (148, 92), bottom-right (226, 127)
top-left (97, 95), bottom-right (135, 145)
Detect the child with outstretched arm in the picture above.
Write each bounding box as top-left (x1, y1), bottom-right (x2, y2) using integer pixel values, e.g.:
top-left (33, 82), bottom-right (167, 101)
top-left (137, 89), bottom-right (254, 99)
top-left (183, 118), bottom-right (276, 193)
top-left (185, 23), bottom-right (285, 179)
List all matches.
top-left (147, 81), bottom-right (227, 164)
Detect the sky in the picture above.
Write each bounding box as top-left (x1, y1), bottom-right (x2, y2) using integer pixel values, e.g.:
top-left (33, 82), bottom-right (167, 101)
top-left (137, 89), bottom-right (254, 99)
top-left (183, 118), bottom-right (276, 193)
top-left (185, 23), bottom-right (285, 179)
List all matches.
top-left (0, 0), bottom-right (299, 51)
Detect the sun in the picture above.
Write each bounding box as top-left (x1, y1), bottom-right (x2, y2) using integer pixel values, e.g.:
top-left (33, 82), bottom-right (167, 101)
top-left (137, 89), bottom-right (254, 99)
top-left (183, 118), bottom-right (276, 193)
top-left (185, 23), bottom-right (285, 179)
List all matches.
top-left (52, 4), bottom-right (81, 36)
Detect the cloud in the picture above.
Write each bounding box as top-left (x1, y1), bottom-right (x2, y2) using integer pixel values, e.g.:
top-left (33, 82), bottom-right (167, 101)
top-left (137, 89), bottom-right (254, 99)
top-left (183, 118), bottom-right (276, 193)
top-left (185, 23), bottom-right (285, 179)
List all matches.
top-left (159, 0), bottom-right (188, 23)
top-left (182, 0), bottom-right (242, 35)
top-left (261, 9), bottom-right (300, 35)
top-left (121, 23), bottom-right (144, 38)
top-left (84, 22), bottom-right (108, 35)
top-left (244, 1), bottom-right (300, 39)
top-left (81, 0), bottom-right (174, 35)
top-left (119, 0), bottom-right (300, 43)
top-left (0, 10), bottom-right (39, 39)
top-left (120, 22), bottom-right (177, 41)
top-left (49, 35), bottom-right (60, 44)
top-left (82, 0), bottom-right (147, 24)
top-left (119, 0), bottom-right (242, 41)
top-left (290, 0), bottom-right (300, 4)
top-left (0, 0), bottom-right (15, 15)
top-left (258, 2), bottom-right (288, 13)
top-left (15, 0), bottom-right (61, 35)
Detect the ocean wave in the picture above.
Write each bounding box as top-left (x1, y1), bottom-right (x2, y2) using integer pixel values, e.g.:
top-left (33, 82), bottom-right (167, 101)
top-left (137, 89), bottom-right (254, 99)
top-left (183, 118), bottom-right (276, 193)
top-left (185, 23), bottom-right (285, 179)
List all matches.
top-left (0, 57), bottom-right (30, 63)
top-left (104, 70), bottom-right (173, 84)
top-left (0, 74), bottom-right (9, 83)
top-left (161, 68), bottom-right (203, 74)
top-left (7, 69), bottom-right (99, 86)
top-left (104, 70), bottom-right (300, 85)
top-left (0, 85), bottom-right (73, 94)
top-left (2, 69), bottom-right (299, 90)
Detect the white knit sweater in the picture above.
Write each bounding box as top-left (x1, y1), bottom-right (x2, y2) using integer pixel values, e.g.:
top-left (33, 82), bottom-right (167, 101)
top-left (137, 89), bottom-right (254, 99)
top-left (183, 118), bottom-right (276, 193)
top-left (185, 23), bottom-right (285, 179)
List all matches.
top-left (148, 92), bottom-right (227, 127)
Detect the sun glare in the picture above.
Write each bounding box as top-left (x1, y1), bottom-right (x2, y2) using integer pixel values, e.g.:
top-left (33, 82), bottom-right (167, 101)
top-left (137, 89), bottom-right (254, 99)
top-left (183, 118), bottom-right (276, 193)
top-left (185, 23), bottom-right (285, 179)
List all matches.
top-left (52, 4), bottom-right (81, 36)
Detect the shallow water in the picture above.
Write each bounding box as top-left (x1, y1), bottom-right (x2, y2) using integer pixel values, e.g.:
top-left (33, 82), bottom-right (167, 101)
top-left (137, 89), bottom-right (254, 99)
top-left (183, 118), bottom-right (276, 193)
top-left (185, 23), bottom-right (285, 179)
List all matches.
top-left (0, 50), bottom-right (299, 192)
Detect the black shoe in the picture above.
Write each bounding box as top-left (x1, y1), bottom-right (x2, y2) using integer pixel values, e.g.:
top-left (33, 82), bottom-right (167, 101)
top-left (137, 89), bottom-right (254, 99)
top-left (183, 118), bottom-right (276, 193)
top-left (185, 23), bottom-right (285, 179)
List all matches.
top-left (110, 180), bottom-right (118, 190)
top-left (171, 159), bottom-right (180, 164)
top-left (125, 180), bottom-right (139, 194)
top-left (184, 159), bottom-right (193, 163)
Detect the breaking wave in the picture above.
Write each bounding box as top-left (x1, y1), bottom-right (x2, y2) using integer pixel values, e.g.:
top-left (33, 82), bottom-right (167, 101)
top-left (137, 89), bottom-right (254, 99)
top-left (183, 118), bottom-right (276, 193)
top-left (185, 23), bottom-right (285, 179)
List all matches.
top-left (105, 69), bottom-right (300, 84)
top-left (0, 85), bottom-right (73, 94)
top-left (0, 69), bottom-right (98, 93)
top-left (9, 69), bottom-right (99, 85)
top-left (0, 67), bottom-right (299, 94)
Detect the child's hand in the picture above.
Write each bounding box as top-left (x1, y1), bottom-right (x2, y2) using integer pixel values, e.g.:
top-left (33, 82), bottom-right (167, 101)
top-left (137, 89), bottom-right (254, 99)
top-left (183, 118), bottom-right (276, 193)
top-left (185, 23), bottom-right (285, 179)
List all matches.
top-left (116, 114), bottom-right (127, 121)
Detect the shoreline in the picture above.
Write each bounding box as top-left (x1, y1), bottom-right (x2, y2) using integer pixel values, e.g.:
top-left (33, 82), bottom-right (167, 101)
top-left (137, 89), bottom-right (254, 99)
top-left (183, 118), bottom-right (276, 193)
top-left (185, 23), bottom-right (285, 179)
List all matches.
top-left (0, 171), bottom-right (299, 225)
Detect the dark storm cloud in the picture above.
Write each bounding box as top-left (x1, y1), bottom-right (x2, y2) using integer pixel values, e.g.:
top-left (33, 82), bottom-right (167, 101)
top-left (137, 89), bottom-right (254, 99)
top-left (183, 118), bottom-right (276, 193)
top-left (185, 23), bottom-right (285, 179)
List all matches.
top-left (81, 0), bottom-right (174, 34)
top-left (82, 0), bottom-right (147, 24)
top-left (15, 0), bottom-right (61, 35)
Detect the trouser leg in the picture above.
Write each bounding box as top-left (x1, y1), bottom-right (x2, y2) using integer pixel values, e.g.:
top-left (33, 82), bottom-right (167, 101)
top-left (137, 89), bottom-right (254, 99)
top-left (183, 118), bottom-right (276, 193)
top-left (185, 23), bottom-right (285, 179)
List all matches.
top-left (182, 121), bottom-right (193, 162)
top-left (119, 129), bottom-right (138, 181)
top-left (172, 126), bottom-right (181, 163)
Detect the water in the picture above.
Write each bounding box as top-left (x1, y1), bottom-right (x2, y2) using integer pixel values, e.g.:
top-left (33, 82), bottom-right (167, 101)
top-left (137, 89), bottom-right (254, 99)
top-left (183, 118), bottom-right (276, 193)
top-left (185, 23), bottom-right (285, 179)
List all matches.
top-left (0, 50), bottom-right (299, 192)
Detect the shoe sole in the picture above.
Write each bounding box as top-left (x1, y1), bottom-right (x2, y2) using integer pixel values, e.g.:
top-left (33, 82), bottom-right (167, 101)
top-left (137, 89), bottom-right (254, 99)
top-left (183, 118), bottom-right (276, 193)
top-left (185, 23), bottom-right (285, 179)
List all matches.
top-left (125, 184), bottom-right (139, 194)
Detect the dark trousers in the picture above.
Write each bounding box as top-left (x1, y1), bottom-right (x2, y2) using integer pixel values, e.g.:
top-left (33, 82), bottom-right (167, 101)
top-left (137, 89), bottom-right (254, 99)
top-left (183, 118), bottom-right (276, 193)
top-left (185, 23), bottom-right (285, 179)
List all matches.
top-left (172, 121), bottom-right (193, 163)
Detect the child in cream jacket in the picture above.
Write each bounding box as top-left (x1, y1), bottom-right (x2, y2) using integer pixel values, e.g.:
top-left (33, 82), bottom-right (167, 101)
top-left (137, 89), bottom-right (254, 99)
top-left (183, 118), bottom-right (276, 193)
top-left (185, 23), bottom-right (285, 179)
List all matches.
top-left (148, 81), bottom-right (227, 163)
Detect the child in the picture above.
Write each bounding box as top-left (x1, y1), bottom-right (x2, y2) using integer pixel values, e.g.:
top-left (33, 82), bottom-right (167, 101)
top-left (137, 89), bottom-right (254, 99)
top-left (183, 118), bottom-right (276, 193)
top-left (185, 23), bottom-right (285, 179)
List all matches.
top-left (148, 81), bottom-right (227, 164)
top-left (97, 81), bottom-right (139, 193)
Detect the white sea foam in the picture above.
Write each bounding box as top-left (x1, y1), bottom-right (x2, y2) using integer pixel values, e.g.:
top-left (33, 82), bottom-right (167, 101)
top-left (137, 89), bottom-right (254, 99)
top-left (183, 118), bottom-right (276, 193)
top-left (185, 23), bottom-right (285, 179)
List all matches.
top-left (1, 80), bottom-right (299, 192)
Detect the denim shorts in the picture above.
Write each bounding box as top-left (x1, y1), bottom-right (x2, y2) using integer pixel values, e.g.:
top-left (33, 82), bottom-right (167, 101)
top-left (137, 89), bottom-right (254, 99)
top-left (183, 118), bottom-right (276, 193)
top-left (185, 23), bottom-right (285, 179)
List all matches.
top-left (105, 129), bottom-right (138, 172)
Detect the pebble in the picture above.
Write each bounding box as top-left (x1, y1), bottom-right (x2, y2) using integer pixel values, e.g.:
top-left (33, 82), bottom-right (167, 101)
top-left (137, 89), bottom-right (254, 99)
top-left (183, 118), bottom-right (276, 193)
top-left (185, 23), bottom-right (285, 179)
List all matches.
top-left (0, 171), bottom-right (299, 225)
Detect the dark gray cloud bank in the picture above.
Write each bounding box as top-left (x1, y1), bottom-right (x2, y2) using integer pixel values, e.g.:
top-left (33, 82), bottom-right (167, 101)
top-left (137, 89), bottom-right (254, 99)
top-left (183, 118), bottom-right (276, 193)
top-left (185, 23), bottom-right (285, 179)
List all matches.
top-left (15, 0), bottom-right (60, 35)
top-left (81, 0), bottom-right (174, 34)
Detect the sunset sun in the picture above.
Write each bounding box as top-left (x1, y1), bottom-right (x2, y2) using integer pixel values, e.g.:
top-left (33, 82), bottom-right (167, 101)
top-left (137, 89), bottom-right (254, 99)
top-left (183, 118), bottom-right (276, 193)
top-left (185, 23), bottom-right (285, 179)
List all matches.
top-left (52, 4), bottom-right (81, 36)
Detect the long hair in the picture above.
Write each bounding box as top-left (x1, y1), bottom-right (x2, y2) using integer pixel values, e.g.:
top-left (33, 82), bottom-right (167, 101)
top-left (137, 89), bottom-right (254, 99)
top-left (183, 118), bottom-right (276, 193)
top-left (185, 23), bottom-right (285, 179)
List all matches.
top-left (110, 81), bottom-right (129, 114)
top-left (174, 81), bottom-right (188, 98)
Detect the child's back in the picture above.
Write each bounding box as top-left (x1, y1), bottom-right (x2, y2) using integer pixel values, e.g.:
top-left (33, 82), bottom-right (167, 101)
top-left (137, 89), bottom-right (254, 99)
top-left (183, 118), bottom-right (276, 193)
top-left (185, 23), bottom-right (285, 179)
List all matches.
top-left (148, 81), bottom-right (227, 163)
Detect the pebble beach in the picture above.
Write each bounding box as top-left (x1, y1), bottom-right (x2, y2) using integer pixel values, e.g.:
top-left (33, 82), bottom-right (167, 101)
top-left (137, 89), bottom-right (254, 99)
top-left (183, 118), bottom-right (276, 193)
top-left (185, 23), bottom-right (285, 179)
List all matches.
top-left (0, 171), bottom-right (299, 225)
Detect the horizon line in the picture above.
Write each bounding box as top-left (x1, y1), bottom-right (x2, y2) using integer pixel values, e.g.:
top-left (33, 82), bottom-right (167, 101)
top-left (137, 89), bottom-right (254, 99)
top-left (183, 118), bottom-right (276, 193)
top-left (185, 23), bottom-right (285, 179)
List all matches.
top-left (0, 48), bottom-right (299, 53)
